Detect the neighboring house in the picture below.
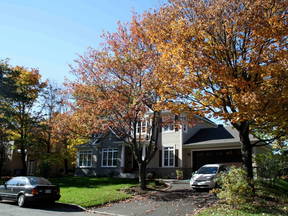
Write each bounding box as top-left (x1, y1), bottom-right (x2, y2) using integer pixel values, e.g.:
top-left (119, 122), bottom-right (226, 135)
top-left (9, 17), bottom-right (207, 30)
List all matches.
top-left (75, 114), bottom-right (269, 178)
top-left (2, 141), bottom-right (37, 176)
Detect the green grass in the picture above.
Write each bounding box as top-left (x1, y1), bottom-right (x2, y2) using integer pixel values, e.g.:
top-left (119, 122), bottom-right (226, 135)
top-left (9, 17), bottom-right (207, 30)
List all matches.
top-left (196, 205), bottom-right (288, 216)
top-left (196, 179), bottom-right (288, 216)
top-left (49, 177), bottom-right (138, 207)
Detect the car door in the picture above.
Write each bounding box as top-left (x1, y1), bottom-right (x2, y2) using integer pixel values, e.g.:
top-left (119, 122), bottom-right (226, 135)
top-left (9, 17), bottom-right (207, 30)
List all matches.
top-left (14, 177), bottom-right (27, 199)
top-left (1, 178), bottom-right (18, 200)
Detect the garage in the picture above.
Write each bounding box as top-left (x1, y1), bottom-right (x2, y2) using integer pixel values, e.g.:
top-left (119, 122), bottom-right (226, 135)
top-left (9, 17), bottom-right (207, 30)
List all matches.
top-left (192, 149), bottom-right (242, 170)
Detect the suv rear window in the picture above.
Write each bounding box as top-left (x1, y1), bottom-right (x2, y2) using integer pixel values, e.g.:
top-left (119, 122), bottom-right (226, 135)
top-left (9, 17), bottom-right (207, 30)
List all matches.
top-left (28, 177), bottom-right (52, 185)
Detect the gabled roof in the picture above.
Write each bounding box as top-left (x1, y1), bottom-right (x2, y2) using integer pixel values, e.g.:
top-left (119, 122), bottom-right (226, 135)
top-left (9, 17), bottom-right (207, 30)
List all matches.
top-left (184, 125), bottom-right (257, 146)
top-left (75, 132), bottom-right (123, 149)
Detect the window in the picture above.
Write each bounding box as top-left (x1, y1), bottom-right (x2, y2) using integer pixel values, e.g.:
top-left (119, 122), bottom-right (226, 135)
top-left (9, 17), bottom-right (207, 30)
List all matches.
top-left (6, 178), bottom-right (19, 186)
top-left (162, 123), bottom-right (174, 132)
top-left (136, 121), bottom-right (148, 134)
top-left (28, 177), bottom-right (52, 185)
top-left (183, 124), bottom-right (188, 132)
top-left (163, 147), bottom-right (174, 167)
top-left (102, 148), bottom-right (118, 167)
top-left (78, 151), bottom-right (93, 167)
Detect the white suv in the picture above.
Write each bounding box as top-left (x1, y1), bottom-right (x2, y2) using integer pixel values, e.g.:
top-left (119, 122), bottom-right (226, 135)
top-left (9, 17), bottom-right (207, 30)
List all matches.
top-left (190, 164), bottom-right (229, 190)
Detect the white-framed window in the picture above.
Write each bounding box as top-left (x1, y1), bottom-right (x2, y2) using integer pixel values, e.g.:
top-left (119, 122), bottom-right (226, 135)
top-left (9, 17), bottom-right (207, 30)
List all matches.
top-left (163, 146), bottom-right (175, 167)
top-left (136, 121), bottom-right (148, 134)
top-left (162, 123), bottom-right (175, 132)
top-left (102, 148), bottom-right (118, 167)
top-left (78, 151), bottom-right (93, 167)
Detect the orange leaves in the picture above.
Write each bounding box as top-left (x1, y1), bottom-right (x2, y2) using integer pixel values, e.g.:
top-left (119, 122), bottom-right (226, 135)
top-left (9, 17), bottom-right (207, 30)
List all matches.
top-left (66, 19), bottom-right (162, 137)
top-left (140, 0), bottom-right (288, 135)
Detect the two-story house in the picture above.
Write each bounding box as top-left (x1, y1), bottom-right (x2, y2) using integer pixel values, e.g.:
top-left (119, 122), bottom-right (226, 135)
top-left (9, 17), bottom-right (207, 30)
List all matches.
top-left (75, 114), bottom-right (268, 178)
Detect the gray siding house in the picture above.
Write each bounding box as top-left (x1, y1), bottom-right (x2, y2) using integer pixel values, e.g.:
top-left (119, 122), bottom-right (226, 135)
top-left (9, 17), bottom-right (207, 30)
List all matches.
top-left (75, 115), bottom-right (268, 178)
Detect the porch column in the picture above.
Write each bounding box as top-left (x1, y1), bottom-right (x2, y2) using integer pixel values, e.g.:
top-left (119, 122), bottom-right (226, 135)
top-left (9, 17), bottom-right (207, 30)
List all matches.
top-left (120, 144), bottom-right (125, 168)
top-left (179, 125), bottom-right (183, 167)
top-left (142, 145), bottom-right (146, 161)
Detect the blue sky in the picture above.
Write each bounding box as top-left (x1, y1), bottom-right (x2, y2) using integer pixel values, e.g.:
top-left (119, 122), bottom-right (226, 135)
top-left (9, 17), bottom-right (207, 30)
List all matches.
top-left (0, 0), bottom-right (164, 84)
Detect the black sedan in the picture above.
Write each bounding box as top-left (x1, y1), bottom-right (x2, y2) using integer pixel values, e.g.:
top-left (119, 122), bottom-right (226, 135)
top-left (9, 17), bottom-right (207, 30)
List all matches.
top-left (0, 176), bottom-right (60, 207)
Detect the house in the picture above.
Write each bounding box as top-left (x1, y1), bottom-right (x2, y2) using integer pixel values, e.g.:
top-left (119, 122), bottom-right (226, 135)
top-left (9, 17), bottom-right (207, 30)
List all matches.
top-left (75, 114), bottom-right (269, 178)
top-left (1, 141), bottom-right (37, 176)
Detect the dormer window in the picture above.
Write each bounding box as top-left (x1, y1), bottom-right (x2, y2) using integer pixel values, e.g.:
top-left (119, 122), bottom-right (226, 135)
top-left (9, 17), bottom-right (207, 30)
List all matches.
top-left (162, 123), bottom-right (175, 132)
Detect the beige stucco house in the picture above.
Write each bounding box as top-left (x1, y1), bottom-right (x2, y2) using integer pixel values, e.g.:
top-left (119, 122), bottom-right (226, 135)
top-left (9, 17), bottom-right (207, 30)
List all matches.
top-left (75, 114), bottom-right (268, 178)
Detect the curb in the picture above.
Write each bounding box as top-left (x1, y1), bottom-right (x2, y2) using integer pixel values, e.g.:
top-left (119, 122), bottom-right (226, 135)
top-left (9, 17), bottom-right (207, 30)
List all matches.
top-left (57, 202), bottom-right (87, 211)
top-left (88, 210), bottom-right (126, 216)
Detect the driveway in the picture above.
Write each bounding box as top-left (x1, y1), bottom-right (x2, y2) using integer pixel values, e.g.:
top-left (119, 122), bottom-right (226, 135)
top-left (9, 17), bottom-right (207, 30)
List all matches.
top-left (88, 180), bottom-right (217, 216)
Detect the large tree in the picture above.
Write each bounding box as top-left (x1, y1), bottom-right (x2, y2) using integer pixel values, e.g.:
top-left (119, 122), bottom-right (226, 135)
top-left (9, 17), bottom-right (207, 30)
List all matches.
top-left (4, 65), bottom-right (46, 175)
top-left (142, 0), bottom-right (288, 184)
top-left (0, 60), bottom-right (15, 177)
top-left (67, 19), bottom-right (162, 189)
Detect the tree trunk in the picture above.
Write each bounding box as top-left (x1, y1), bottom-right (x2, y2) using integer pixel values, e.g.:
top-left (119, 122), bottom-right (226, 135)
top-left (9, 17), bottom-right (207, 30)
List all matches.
top-left (138, 162), bottom-right (147, 190)
top-left (64, 158), bottom-right (68, 175)
top-left (237, 122), bottom-right (254, 192)
top-left (20, 149), bottom-right (27, 176)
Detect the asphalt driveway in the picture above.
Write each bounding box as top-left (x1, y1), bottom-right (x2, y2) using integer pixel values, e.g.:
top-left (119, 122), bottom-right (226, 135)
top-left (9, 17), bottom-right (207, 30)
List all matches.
top-left (88, 181), bottom-right (217, 216)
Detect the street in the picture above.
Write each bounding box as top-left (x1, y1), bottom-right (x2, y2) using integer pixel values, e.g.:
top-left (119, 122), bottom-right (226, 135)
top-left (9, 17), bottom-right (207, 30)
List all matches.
top-left (0, 201), bottom-right (92, 216)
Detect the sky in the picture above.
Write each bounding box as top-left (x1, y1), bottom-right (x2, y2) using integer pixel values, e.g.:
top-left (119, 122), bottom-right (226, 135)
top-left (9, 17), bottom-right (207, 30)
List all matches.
top-left (0, 0), bottom-right (165, 84)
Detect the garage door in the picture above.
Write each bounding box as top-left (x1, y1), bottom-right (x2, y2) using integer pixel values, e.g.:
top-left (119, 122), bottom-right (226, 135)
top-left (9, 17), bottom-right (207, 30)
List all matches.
top-left (193, 149), bottom-right (242, 170)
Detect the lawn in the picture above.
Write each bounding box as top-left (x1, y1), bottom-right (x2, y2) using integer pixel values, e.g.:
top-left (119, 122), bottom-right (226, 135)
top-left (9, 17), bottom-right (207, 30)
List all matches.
top-left (195, 179), bottom-right (288, 216)
top-left (49, 177), bottom-right (138, 207)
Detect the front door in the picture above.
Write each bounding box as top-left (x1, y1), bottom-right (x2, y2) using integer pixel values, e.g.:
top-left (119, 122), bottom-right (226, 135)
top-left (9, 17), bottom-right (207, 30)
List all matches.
top-left (124, 147), bottom-right (138, 172)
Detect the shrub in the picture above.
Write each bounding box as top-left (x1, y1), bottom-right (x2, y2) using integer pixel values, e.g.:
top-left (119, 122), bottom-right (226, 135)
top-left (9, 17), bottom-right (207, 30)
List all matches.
top-left (255, 152), bottom-right (288, 181)
top-left (214, 167), bottom-right (253, 207)
top-left (146, 172), bottom-right (155, 180)
top-left (176, 169), bottom-right (183, 180)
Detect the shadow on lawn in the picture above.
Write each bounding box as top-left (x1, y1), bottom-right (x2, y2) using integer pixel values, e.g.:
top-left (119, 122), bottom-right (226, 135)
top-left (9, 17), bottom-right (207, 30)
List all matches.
top-left (49, 176), bottom-right (138, 188)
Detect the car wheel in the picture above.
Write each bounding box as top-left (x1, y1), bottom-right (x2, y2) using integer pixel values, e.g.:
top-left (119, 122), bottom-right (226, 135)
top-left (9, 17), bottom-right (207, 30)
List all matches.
top-left (17, 194), bottom-right (26, 207)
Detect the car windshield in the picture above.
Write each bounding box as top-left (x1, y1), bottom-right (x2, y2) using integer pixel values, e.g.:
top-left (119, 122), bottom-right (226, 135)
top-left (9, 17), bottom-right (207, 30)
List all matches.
top-left (197, 166), bottom-right (218, 174)
top-left (27, 177), bottom-right (52, 185)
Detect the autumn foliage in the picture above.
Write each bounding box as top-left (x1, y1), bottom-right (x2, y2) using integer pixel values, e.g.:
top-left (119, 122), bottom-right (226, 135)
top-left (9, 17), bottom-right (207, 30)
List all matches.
top-left (67, 18), bottom-right (162, 189)
top-left (141, 0), bottom-right (288, 181)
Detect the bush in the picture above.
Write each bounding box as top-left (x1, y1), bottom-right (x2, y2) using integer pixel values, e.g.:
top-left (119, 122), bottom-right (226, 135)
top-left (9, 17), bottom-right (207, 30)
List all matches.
top-left (146, 172), bottom-right (155, 180)
top-left (176, 169), bottom-right (183, 180)
top-left (255, 152), bottom-right (288, 181)
top-left (214, 167), bottom-right (253, 207)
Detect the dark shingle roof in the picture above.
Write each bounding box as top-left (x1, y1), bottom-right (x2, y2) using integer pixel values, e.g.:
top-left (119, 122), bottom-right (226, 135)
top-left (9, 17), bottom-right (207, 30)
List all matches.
top-left (184, 125), bottom-right (257, 145)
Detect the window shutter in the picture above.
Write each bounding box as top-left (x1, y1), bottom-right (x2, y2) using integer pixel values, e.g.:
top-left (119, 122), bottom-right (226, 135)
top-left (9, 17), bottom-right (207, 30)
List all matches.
top-left (175, 115), bottom-right (179, 131)
top-left (174, 115), bottom-right (179, 121)
top-left (159, 150), bottom-right (162, 167)
top-left (175, 149), bottom-right (179, 167)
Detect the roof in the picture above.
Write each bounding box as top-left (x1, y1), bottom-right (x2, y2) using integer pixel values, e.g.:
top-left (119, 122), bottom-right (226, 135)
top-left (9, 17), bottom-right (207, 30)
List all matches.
top-left (184, 125), bottom-right (257, 146)
top-left (75, 132), bottom-right (123, 149)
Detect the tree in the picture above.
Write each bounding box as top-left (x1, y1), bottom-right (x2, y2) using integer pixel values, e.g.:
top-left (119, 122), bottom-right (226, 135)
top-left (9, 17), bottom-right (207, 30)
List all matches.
top-left (67, 19), bottom-right (162, 189)
top-left (5, 65), bottom-right (46, 175)
top-left (41, 82), bottom-right (64, 154)
top-left (142, 0), bottom-right (288, 185)
top-left (0, 60), bottom-right (17, 176)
